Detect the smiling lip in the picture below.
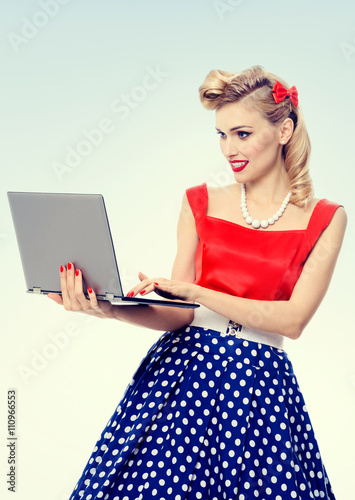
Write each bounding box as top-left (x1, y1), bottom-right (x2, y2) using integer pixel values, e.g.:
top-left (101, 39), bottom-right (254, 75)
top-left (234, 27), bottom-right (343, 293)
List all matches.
top-left (230, 161), bottom-right (249, 172)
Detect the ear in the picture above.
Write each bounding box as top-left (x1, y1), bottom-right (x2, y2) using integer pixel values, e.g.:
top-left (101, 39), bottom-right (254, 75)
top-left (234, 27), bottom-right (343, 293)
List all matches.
top-left (279, 117), bottom-right (294, 145)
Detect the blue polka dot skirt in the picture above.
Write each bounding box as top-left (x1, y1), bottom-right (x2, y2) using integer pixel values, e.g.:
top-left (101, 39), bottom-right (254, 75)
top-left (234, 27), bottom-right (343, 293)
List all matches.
top-left (69, 325), bottom-right (336, 499)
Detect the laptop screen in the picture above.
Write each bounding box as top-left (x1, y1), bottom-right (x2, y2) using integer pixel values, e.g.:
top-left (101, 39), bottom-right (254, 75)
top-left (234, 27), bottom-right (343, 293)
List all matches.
top-left (8, 192), bottom-right (123, 299)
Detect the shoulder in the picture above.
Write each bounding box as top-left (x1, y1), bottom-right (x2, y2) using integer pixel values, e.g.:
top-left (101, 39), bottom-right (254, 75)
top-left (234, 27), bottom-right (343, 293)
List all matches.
top-left (305, 196), bottom-right (345, 221)
top-left (316, 197), bottom-right (344, 210)
top-left (186, 182), bottom-right (207, 194)
top-left (311, 198), bottom-right (347, 248)
top-left (205, 183), bottom-right (239, 200)
top-left (185, 183), bottom-right (207, 205)
top-left (324, 203), bottom-right (347, 234)
top-left (314, 198), bottom-right (347, 226)
top-left (183, 183), bottom-right (208, 222)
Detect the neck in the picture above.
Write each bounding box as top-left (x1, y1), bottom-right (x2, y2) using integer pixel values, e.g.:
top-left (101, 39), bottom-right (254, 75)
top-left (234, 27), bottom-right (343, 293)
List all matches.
top-left (242, 163), bottom-right (290, 205)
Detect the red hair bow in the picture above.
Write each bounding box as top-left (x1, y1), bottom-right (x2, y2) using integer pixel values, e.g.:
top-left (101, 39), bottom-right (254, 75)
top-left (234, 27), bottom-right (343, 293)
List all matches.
top-left (272, 81), bottom-right (299, 107)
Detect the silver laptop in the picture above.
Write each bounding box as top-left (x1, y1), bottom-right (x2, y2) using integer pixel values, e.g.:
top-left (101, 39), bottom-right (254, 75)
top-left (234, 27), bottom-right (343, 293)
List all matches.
top-left (7, 192), bottom-right (199, 309)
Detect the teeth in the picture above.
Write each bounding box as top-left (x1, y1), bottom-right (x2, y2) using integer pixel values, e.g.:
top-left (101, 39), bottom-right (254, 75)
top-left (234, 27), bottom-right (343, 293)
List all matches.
top-left (235, 161), bottom-right (248, 167)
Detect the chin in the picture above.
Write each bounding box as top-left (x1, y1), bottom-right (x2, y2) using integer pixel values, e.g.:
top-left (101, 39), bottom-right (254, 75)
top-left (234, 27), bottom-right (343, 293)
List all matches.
top-left (233, 172), bottom-right (250, 183)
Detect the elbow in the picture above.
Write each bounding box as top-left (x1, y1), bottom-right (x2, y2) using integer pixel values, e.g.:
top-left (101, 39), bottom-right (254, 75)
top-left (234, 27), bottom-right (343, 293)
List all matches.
top-left (288, 327), bottom-right (302, 341)
top-left (286, 318), bottom-right (306, 340)
top-left (165, 308), bottom-right (194, 332)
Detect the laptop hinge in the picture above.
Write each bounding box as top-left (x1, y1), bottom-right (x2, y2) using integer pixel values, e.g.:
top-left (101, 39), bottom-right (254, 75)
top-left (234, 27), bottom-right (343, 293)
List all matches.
top-left (33, 287), bottom-right (42, 294)
top-left (105, 293), bottom-right (115, 301)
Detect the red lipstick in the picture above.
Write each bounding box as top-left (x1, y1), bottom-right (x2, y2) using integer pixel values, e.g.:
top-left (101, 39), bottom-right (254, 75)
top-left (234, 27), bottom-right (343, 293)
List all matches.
top-left (230, 160), bottom-right (249, 173)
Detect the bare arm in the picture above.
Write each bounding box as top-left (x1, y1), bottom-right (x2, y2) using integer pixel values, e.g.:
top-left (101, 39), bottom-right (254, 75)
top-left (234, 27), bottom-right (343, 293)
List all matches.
top-left (48, 192), bottom-right (199, 332)
top-left (143, 207), bottom-right (347, 339)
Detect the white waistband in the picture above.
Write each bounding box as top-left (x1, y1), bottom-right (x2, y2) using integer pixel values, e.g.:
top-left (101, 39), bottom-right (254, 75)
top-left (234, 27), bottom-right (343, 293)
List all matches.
top-left (190, 305), bottom-right (284, 350)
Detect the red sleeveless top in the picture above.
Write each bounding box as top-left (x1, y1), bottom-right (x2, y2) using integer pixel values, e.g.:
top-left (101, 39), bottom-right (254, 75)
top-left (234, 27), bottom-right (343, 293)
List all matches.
top-left (186, 183), bottom-right (342, 301)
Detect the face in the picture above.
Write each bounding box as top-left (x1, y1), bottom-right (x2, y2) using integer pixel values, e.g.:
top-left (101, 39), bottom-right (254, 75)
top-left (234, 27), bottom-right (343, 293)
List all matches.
top-left (215, 101), bottom-right (285, 183)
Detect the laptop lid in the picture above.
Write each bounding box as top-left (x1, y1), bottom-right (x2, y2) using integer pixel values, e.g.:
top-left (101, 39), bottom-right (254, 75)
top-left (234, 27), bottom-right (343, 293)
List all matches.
top-left (7, 192), bottom-right (199, 309)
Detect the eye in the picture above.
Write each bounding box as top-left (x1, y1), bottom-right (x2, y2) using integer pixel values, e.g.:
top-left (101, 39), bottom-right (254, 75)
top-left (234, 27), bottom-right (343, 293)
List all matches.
top-left (216, 131), bottom-right (226, 139)
top-left (238, 131), bottom-right (251, 139)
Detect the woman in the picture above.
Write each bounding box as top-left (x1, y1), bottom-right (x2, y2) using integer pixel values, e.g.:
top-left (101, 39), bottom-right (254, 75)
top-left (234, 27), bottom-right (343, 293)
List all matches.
top-left (49, 65), bottom-right (347, 499)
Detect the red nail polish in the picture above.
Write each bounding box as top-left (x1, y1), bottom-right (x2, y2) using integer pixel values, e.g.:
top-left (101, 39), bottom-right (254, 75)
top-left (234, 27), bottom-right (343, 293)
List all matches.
top-left (126, 291), bottom-right (134, 297)
top-left (60, 265), bottom-right (64, 273)
top-left (154, 282), bottom-right (159, 286)
top-left (68, 263), bottom-right (72, 270)
top-left (88, 287), bottom-right (93, 294)
top-left (140, 290), bottom-right (146, 295)
top-left (75, 269), bottom-right (79, 277)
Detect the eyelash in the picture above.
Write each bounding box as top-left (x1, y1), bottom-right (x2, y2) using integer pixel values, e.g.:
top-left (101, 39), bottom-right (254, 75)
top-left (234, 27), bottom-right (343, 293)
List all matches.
top-left (217, 131), bottom-right (251, 139)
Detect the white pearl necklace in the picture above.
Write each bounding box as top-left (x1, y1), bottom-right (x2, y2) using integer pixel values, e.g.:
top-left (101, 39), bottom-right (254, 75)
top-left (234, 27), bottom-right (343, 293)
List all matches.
top-left (240, 183), bottom-right (292, 229)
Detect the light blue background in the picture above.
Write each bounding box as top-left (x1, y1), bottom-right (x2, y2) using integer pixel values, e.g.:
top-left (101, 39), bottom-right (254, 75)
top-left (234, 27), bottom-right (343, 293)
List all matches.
top-left (1, 1), bottom-right (354, 498)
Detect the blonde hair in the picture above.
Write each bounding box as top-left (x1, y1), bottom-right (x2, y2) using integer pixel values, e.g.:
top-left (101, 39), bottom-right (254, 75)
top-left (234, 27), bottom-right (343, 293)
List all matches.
top-left (199, 66), bottom-right (313, 207)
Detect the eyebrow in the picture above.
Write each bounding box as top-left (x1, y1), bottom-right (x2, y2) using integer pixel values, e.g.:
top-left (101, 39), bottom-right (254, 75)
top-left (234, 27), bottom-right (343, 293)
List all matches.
top-left (215, 125), bottom-right (254, 132)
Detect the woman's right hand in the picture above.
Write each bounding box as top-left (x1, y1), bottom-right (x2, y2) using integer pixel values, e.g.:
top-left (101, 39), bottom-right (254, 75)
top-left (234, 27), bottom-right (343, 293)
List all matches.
top-left (47, 263), bottom-right (116, 319)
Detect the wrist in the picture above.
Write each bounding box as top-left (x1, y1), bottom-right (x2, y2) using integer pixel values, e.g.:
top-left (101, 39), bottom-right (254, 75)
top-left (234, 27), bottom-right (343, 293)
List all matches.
top-left (192, 284), bottom-right (205, 303)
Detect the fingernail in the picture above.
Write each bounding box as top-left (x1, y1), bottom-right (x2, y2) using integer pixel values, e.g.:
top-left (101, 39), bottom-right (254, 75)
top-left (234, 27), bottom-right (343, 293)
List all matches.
top-left (88, 287), bottom-right (93, 294)
top-left (140, 290), bottom-right (146, 295)
top-left (154, 282), bottom-right (159, 286)
top-left (126, 291), bottom-right (134, 297)
top-left (75, 269), bottom-right (79, 277)
top-left (68, 263), bottom-right (72, 270)
top-left (60, 265), bottom-right (64, 273)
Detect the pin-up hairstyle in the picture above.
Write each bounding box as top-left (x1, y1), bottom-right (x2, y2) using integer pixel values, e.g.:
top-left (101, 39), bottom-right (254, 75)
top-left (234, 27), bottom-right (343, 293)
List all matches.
top-left (199, 65), bottom-right (312, 207)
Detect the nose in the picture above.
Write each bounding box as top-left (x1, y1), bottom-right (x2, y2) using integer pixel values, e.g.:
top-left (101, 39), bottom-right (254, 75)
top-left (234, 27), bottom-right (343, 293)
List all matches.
top-left (221, 136), bottom-right (238, 159)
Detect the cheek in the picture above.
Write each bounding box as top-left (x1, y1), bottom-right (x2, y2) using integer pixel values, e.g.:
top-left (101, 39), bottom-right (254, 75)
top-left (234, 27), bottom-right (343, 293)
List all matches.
top-left (251, 129), bottom-right (278, 154)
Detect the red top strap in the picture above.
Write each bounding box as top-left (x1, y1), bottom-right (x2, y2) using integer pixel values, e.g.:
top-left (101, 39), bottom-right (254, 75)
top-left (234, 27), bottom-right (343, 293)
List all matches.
top-left (186, 183), bottom-right (208, 225)
top-left (306, 199), bottom-right (343, 247)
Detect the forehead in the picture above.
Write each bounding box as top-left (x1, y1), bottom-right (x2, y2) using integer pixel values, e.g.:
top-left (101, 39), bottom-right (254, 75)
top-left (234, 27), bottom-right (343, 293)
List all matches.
top-left (215, 101), bottom-right (266, 128)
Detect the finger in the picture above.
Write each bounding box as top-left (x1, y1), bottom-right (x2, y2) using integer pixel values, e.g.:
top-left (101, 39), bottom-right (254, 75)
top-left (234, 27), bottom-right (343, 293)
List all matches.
top-left (127, 276), bottom-right (164, 297)
top-left (138, 279), bottom-right (168, 297)
top-left (66, 262), bottom-right (77, 300)
top-left (74, 269), bottom-right (91, 310)
top-left (59, 264), bottom-right (72, 309)
top-left (47, 293), bottom-right (63, 305)
top-left (87, 286), bottom-right (100, 311)
top-left (60, 262), bottom-right (81, 311)
top-left (126, 274), bottom-right (153, 297)
top-left (67, 262), bottom-right (81, 311)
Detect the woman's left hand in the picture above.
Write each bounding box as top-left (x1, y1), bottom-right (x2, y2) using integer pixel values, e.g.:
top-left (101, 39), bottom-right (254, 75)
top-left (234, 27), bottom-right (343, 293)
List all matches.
top-left (126, 272), bottom-right (198, 302)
